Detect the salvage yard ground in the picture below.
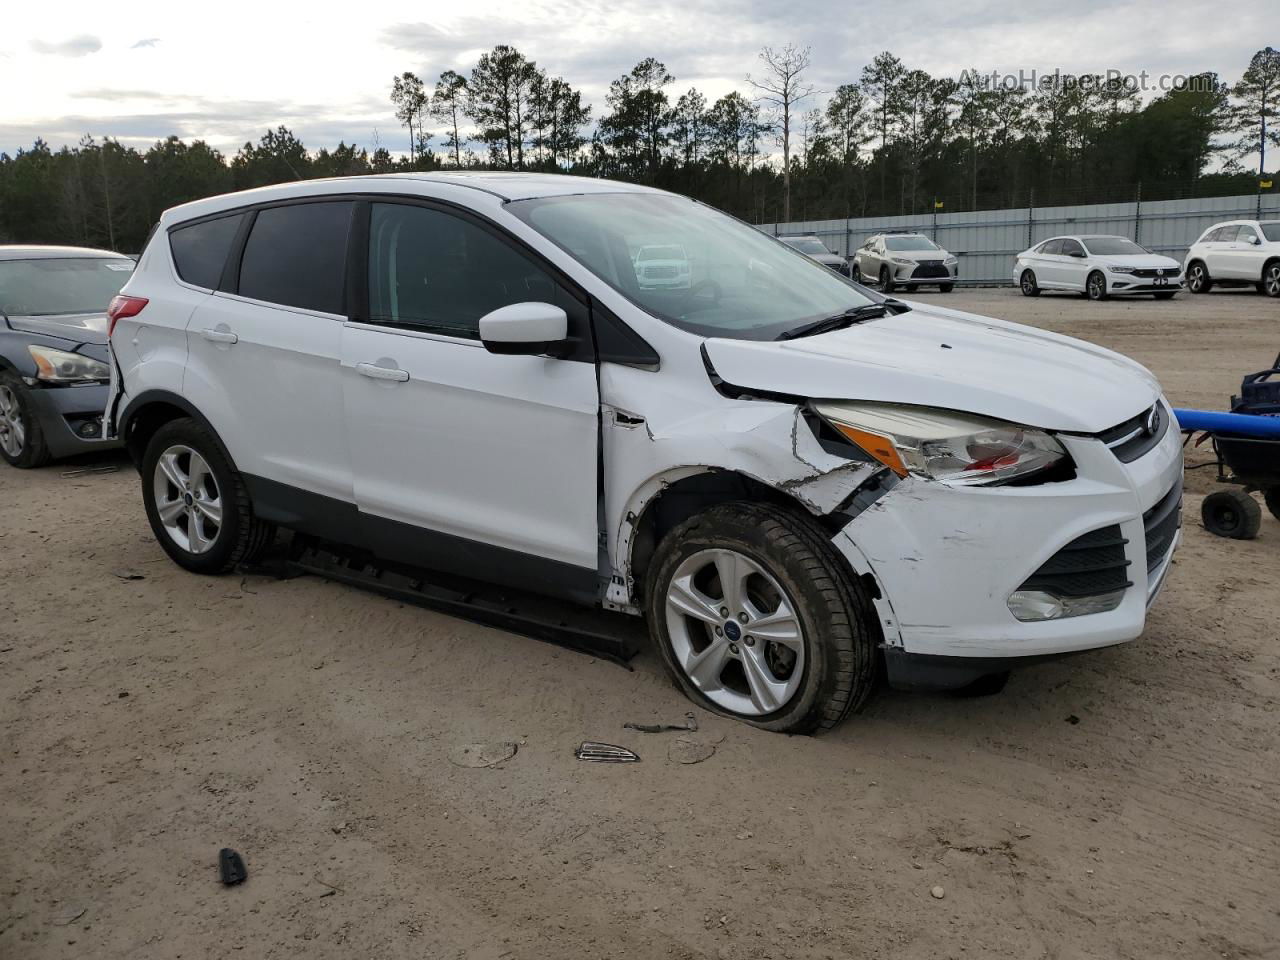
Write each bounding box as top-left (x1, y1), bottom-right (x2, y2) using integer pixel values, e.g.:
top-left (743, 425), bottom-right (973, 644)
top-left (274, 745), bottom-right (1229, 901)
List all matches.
top-left (2, 288), bottom-right (1278, 960)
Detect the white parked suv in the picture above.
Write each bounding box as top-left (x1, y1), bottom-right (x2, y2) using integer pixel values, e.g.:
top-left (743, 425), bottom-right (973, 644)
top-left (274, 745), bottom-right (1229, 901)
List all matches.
top-left (1014, 235), bottom-right (1183, 300)
top-left (1183, 219), bottom-right (1280, 298)
top-left (850, 232), bottom-right (957, 292)
top-left (106, 173), bottom-right (1182, 732)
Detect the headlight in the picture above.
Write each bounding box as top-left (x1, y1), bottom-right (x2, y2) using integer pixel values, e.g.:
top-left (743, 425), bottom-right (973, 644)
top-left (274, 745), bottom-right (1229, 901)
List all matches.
top-left (890, 257), bottom-right (914, 265)
top-left (27, 345), bottom-right (110, 383)
top-left (1108, 265), bottom-right (1135, 274)
top-left (812, 401), bottom-right (1068, 486)
top-left (944, 256), bottom-right (958, 265)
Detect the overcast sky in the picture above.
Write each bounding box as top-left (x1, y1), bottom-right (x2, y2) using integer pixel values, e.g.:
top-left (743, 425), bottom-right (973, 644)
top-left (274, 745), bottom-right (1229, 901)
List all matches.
top-left (0, 0), bottom-right (1261, 160)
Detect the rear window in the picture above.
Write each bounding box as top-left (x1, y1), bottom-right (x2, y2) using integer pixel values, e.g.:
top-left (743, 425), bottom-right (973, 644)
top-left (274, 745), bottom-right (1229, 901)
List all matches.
top-left (169, 214), bottom-right (243, 289)
top-left (237, 202), bottom-right (353, 314)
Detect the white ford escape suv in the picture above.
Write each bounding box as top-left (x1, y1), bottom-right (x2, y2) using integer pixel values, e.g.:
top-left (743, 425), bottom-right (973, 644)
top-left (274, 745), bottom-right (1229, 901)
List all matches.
top-left (106, 173), bottom-right (1182, 733)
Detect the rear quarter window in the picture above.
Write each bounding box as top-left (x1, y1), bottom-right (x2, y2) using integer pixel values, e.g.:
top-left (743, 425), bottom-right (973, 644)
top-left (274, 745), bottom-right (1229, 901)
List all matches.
top-left (169, 214), bottom-right (244, 289)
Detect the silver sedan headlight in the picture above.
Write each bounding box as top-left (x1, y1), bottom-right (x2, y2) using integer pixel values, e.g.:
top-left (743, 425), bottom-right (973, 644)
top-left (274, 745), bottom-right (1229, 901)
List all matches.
top-left (812, 401), bottom-right (1068, 486)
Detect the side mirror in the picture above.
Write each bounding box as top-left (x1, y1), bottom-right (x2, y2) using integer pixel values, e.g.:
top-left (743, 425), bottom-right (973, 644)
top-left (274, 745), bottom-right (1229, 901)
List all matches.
top-left (1250, 235), bottom-right (1262, 245)
top-left (1070, 250), bottom-right (1086, 258)
top-left (478, 302), bottom-right (569, 357)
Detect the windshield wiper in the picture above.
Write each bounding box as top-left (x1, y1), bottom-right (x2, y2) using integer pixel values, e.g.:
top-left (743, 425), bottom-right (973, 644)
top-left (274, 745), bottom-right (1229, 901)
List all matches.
top-left (775, 303), bottom-right (899, 340)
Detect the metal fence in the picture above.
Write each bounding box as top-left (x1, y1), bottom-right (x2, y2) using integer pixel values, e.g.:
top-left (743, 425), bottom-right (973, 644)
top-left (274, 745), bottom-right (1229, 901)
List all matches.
top-left (757, 193), bottom-right (1280, 286)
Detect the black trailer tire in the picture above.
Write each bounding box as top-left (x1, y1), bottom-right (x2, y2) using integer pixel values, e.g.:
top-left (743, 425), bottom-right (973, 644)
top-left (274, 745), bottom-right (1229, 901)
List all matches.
top-left (1019, 270), bottom-right (1040, 297)
top-left (646, 501), bottom-right (879, 734)
top-left (1201, 489), bottom-right (1262, 540)
top-left (1264, 487), bottom-right (1280, 522)
top-left (141, 417), bottom-right (275, 574)
top-left (0, 371), bottom-right (52, 469)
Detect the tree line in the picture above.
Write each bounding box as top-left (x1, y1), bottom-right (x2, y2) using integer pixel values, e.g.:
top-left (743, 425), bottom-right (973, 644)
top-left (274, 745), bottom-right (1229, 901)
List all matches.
top-left (1, 45), bottom-right (1276, 253)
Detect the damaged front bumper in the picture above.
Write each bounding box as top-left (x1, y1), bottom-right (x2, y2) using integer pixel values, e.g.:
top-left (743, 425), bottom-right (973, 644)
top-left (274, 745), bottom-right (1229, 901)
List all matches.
top-left (829, 416), bottom-right (1183, 668)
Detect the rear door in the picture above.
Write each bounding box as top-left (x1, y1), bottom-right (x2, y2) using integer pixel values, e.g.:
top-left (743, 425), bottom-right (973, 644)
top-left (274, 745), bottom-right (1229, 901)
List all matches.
top-left (1059, 238), bottom-right (1089, 290)
top-left (341, 199), bottom-right (601, 603)
top-left (183, 200), bottom-right (356, 517)
top-left (1229, 224), bottom-right (1263, 280)
top-left (1035, 239), bottom-right (1066, 287)
top-left (1204, 226), bottom-right (1237, 276)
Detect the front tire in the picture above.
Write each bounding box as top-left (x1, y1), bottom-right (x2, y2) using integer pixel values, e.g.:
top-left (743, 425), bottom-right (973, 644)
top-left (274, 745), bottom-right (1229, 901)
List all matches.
top-left (1019, 270), bottom-right (1040, 297)
top-left (1154, 291), bottom-right (1177, 300)
top-left (879, 266), bottom-right (896, 293)
top-left (850, 263), bottom-right (862, 283)
top-left (646, 502), bottom-right (878, 734)
top-left (939, 283), bottom-right (954, 293)
top-left (1187, 261), bottom-right (1212, 294)
top-left (1201, 489), bottom-right (1261, 540)
top-left (1086, 271), bottom-right (1108, 301)
top-left (0, 371), bottom-right (51, 469)
top-left (141, 418), bottom-right (274, 574)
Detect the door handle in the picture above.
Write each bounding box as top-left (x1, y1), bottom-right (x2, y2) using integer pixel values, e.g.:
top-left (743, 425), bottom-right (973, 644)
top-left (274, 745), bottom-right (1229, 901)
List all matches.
top-left (200, 328), bottom-right (238, 344)
top-left (355, 362), bottom-right (409, 382)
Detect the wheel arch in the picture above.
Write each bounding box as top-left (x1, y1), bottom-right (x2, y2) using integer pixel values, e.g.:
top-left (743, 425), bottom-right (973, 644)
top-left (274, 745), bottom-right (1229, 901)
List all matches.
top-left (119, 389), bottom-right (235, 469)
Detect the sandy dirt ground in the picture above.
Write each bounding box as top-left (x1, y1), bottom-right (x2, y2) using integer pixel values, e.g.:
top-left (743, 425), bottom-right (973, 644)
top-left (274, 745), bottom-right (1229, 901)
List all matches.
top-left (2, 288), bottom-right (1278, 960)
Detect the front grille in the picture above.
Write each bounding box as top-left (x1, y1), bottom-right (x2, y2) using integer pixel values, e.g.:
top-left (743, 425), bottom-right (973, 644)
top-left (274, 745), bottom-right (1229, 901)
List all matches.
top-left (645, 266), bottom-right (678, 279)
top-left (1018, 524), bottom-right (1132, 598)
top-left (1095, 404), bottom-right (1168, 463)
top-left (1143, 479), bottom-right (1182, 574)
top-left (911, 261), bottom-right (950, 279)
top-left (1132, 267), bottom-right (1180, 279)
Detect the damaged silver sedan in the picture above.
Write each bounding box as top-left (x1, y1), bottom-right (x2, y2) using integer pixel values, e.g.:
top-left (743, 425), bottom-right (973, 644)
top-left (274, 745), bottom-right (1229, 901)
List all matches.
top-left (108, 173), bottom-right (1183, 733)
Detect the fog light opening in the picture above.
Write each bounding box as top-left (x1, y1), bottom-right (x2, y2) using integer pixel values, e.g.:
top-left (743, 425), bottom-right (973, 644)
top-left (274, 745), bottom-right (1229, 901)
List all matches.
top-left (1007, 588), bottom-right (1126, 622)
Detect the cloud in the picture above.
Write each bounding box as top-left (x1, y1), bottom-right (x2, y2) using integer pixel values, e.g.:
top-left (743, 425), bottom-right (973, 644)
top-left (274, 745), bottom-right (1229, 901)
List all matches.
top-left (30, 34), bottom-right (102, 57)
top-left (131, 38), bottom-right (161, 49)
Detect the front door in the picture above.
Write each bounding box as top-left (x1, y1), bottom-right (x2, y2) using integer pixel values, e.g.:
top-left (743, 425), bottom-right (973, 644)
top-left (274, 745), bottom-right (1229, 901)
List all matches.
top-left (341, 200), bottom-right (601, 603)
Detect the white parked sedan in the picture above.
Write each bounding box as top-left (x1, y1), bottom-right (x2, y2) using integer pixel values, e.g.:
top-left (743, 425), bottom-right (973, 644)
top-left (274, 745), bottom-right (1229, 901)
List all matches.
top-left (1014, 235), bottom-right (1183, 301)
top-left (1183, 219), bottom-right (1280, 298)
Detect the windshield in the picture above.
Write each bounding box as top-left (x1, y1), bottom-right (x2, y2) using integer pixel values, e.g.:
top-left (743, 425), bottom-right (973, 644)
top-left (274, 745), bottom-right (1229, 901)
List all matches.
top-left (508, 193), bottom-right (876, 340)
top-left (0, 257), bottom-right (133, 316)
top-left (1082, 237), bottom-right (1148, 256)
top-left (1262, 222), bottom-right (1280, 242)
top-left (884, 236), bottom-right (938, 251)
top-left (782, 237), bottom-right (832, 255)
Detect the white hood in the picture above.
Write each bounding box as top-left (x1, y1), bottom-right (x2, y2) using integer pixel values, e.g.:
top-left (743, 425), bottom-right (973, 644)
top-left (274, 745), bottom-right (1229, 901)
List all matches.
top-left (703, 303), bottom-right (1160, 433)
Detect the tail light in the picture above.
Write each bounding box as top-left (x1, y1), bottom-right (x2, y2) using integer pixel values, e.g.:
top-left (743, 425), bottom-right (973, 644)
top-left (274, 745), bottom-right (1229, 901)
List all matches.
top-left (107, 295), bottom-right (148, 337)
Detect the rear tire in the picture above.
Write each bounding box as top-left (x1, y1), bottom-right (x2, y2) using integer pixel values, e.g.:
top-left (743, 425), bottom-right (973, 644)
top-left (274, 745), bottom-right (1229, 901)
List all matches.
top-left (1187, 261), bottom-right (1212, 294)
top-left (0, 371), bottom-right (52, 469)
top-left (1261, 261), bottom-right (1280, 298)
top-left (1201, 489), bottom-right (1261, 540)
top-left (1086, 271), bottom-right (1108, 301)
top-left (646, 501), bottom-right (878, 734)
top-left (141, 417), bottom-right (275, 574)
top-left (1019, 270), bottom-right (1040, 297)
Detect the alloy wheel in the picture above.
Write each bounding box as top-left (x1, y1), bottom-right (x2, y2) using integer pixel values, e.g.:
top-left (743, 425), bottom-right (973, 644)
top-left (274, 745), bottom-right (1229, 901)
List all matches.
top-left (1190, 264), bottom-right (1206, 292)
top-left (152, 444), bottom-right (223, 554)
top-left (0, 385), bottom-right (24, 458)
top-left (664, 548), bottom-right (806, 717)
top-left (1265, 264), bottom-right (1280, 298)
